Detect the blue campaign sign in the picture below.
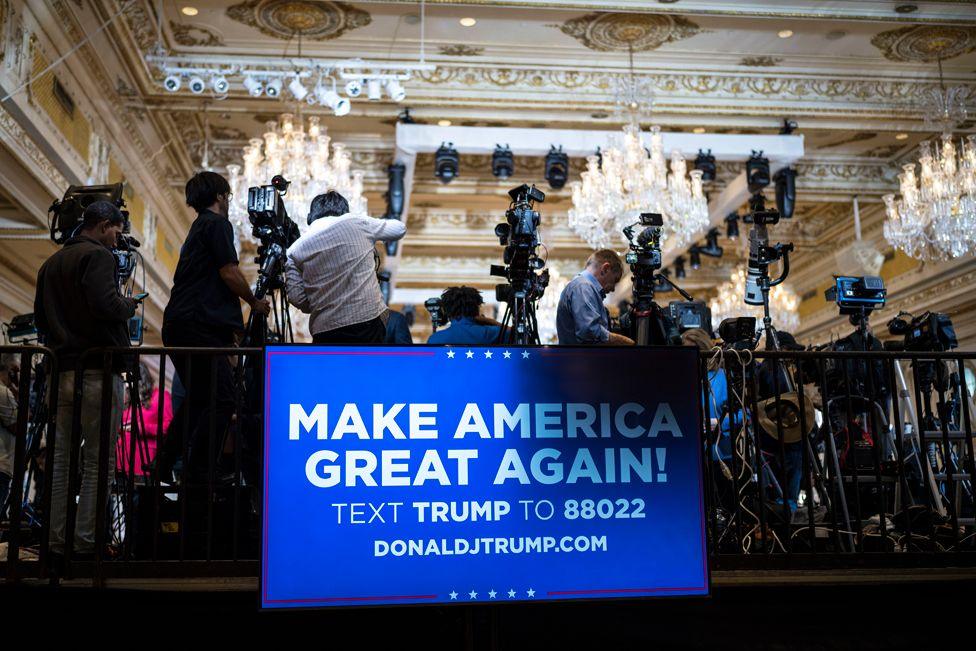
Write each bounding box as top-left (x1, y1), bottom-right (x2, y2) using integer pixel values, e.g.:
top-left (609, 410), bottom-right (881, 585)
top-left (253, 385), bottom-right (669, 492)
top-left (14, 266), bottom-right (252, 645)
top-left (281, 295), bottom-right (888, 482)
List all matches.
top-left (262, 345), bottom-right (708, 608)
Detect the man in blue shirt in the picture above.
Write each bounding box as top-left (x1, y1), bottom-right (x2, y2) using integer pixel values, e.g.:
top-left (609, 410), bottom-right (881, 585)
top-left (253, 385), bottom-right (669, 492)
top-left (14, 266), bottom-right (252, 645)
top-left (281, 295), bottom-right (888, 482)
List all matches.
top-left (556, 250), bottom-right (634, 345)
top-left (427, 286), bottom-right (504, 345)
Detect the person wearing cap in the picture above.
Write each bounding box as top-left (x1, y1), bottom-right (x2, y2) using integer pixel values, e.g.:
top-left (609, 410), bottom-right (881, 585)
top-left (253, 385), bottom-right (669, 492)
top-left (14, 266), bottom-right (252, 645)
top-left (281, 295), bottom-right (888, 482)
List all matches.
top-left (34, 199), bottom-right (137, 559)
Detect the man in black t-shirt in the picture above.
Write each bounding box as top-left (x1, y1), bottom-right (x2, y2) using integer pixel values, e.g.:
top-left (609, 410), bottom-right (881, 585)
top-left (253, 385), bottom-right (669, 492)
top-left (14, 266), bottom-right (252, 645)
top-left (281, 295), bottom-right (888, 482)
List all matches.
top-left (158, 171), bottom-right (270, 480)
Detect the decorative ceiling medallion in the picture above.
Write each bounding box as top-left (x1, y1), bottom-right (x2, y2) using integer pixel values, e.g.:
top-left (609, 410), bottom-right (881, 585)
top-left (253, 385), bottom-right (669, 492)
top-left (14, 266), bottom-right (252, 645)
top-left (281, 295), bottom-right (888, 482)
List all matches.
top-left (169, 21), bottom-right (224, 47)
top-left (558, 12), bottom-right (699, 52)
top-left (438, 44), bottom-right (484, 57)
top-left (226, 0), bottom-right (370, 41)
top-left (871, 25), bottom-right (976, 62)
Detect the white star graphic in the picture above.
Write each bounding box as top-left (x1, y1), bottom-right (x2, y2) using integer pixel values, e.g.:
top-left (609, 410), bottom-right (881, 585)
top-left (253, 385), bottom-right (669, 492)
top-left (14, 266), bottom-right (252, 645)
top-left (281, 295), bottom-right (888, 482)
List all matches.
top-left (507, 589), bottom-right (516, 598)
top-left (488, 589), bottom-right (497, 599)
top-left (526, 588), bottom-right (536, 597)
top-left (446, 350), bottom-right (456, 359)
top-left (465, 350), bottom-right (474, 359)
top-left (521, 350), bottom-right (530, 359)
top-left (503, 351), bottom-right (512, 359)
top-left (484, 350), bottom-right (493, 359)
top-left (469, 590), bottom-right (478, 599)
top-left (449, 590), bottom-right (458, 600)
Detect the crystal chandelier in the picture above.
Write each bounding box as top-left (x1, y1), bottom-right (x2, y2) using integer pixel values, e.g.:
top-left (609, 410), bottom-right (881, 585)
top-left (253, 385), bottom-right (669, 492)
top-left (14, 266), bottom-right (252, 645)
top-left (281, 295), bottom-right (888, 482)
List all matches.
top-left (569, 124), bottom-right (708, 251)
top-left (883, 134), bottom-right (976, 260)
top-left (568, 45), bottom-right (707, 252)
top-left (227, 113), bottom-right (367, 239)
top-left (535, 266), bottom-right (569, 344)
top-left (883, 58), bottom-right (976, 261)
top-left (709, 267), bottom-right (799, 333)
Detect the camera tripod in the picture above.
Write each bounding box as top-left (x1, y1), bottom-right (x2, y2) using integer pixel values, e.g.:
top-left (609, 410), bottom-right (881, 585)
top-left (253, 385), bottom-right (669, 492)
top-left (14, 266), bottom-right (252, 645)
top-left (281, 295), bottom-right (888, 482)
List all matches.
top-left (496, 280), bottom-right (542, 346)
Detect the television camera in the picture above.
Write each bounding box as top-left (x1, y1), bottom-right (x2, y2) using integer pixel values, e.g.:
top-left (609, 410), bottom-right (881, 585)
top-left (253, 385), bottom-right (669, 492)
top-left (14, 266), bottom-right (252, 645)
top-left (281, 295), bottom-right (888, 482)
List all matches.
top-left (424, 297), bottom-right (449, 332)
top-left (49, 183), bottom-right (145, 343)
top-left (244, 175), bottom-right (301, 345)
top-left (617, 213), bottom-right (683, 345)
top-left (490, 184), bottom-right (550, 344)
top-left (742, 152), bottom-right (794, 351)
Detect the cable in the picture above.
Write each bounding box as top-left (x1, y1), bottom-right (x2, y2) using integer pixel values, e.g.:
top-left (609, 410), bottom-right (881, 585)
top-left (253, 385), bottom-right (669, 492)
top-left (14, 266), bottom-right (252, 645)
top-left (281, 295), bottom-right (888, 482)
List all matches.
top-left (1, 0), bottom-right (135, 104)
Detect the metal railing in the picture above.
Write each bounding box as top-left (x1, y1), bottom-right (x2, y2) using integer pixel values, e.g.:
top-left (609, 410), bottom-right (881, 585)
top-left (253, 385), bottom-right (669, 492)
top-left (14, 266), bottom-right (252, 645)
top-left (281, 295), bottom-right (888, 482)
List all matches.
top-left (1, 344), bottom-right (974, 585)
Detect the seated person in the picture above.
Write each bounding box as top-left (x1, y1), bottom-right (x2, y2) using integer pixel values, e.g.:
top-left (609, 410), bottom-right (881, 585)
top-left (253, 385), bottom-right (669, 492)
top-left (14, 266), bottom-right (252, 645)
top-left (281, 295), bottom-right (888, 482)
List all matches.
top-left (427, 287), bottom-right (504, 345)
top-left (681, 329), bottom-right (742, 462)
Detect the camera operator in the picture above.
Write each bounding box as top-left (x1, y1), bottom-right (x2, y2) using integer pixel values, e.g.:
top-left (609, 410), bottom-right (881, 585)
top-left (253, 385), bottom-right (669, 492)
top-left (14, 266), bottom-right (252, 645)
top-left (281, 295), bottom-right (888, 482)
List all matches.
top-left (427, 286), bottom-right (505, 345)
top-left (158, 171), bottom-right (270, 480)
top-left (33, 200), bottom-right (136, 556)
top-left (556, 250), bottom-right (634, 345)
top-left (285, 191), bottom-right (406, 343)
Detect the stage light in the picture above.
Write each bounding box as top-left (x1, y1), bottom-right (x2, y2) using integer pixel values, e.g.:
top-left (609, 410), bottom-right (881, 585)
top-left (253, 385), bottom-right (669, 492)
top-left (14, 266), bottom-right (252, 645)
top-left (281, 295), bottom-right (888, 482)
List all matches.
top-left (773, 166), bottom-right (797, 218)
top-left (725, 212), bottom-right (740, 240)
top-left (492, 144), bottom-right (514, 179)
top-left (316, 85), bottom-right (350, 116)
top-left (288, 76), bottom-right (308, 100)
top-left (385, 79), bottom-right (406, 102)
top-left (435, 142), bottom-right (460, 184)
top-left (211, 75), bottom-right (229, 94)
top-left (544, 145), bottom-right (569, 190)
top-left (674, 256), bottom-right (686, 279)
top-left (694, 148), bottom-right (716, 182)
top-left (266, 78), bottom-right (282, 97)
top-left (243, 76), bottom-right (263, 97)
top-left (163, 74), bottom-right (181, 92)
top-left (367, 79), bottom-right (382, 101)
top-left (345, 79), bottom-right (363, 97)
top-left (700, 228), bottom-right (723, 257)
top-left (746, 150), bottom-right (770, 194)
top-left (187, 76), bottom-right (205, 94)
top-left (689, 247), bottom-right (702, 270)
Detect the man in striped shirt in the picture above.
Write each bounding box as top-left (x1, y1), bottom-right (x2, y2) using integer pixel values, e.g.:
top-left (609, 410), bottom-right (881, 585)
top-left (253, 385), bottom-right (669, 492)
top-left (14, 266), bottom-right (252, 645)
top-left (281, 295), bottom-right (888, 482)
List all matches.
top-left (285, 192), bottom-right (407, 343)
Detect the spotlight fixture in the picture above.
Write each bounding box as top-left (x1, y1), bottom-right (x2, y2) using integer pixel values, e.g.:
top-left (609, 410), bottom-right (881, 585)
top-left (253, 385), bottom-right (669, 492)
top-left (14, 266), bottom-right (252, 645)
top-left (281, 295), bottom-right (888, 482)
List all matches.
top-left (385, 79), bottom-right (406, 102)
top-left (693, 149), bottom-right (716, 182)
top-left (434, 142), bottom-right (460, 184)
top-left (725, 212), bottom-right (740, 240)
top-left (163, 74), bottom-right (181, 92)
top-left (384, 162), bottom-right (407, 255)
top-left (673, 256), bottom-right (686, 279)
top-left (266, 77), bottom-right (282, 97)
top-left (745, 150), bottom-right (771, 194)
top-left (492, 144), bottom-right (514, 179)
top-left (211, 75), bottom-right (229, 94)
top-left (689, 247), bottom-right (702, 270)
top-left (243, 76), bottom-right (264, 97)
top-left (316, 85), bottom-right (350, 116)
top-left (288, 76), bottom-right (308, 101)
top-left (367, 78), bottom-right (382, 101)
top-left (700, 228), bottom-right (723, 257)
top-left (344, 79), bottom-right (363, 97)
top-left (544, 145), bottom-right (569, 190)
top-left (773, 166), bottom-right (797, 218)
top-left (187, 75), bottom-right (206, 94)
